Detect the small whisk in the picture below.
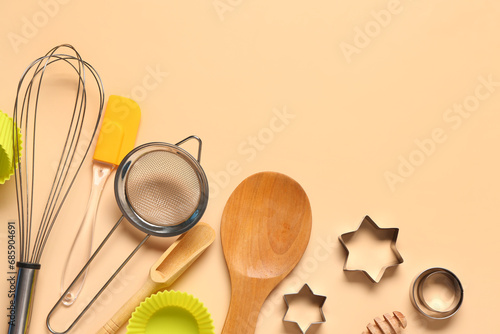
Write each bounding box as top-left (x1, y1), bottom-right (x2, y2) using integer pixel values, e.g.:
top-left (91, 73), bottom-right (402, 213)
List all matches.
top-left (9, 44), bottom-right (104, 334)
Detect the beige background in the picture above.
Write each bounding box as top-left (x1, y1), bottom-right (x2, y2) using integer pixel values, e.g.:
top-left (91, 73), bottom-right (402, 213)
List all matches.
top-left (1, 0), bottom-right (499, 333)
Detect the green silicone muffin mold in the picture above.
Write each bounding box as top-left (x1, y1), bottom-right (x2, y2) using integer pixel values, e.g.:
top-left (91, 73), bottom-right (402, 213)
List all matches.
top-left (0, 110), bottom-right (21, 184)
top-left (127, 290), bottom-right (214, 334)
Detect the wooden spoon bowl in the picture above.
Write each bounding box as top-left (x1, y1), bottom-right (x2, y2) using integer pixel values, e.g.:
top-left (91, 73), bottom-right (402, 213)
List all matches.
top-left (221, 172), bottom-right (312, 333)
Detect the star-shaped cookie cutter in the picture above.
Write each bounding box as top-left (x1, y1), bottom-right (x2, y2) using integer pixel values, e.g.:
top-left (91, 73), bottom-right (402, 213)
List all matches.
top-left (283, 284), bottom-right (327, 333)
top-left (338, 215), bottom-right (404, 283)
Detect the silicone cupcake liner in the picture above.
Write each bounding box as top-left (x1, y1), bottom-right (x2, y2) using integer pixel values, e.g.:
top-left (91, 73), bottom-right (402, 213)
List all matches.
top-left (127, 290), bottom-right (215, 334)
top-left (0, 110), bottom-right (22, 184)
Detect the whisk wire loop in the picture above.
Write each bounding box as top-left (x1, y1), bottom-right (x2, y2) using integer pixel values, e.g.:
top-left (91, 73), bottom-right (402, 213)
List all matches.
top-left (10, 44), bottom-right (104, 334)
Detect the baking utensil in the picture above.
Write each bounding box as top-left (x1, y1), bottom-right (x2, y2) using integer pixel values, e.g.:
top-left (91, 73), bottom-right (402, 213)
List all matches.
top-left (362, 311), bottom-right (407, 334)
top-left (47, 137), bottom-right (209, 334)
top-left (61, 95), bottom-right (141, 306)
top-left (410, 267), bottom-right (463, 320)
top-left (0, 110), bottom-right (21, 184)
top-left (96, 222), bottom-right (215, 334)
top-left (126, 290), bottom-right (214, 334)
top-left (221, 172), bottom-right (312, 334)
top-left (338, 215), bottom-right (404, 283)
top-left (9, 44), bottom-right (104, 334)
top-left (283, 284), bottom-right (326, 334)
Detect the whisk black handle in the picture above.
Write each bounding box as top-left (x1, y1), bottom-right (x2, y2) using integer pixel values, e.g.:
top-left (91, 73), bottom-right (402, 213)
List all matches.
top-left (8, 262), bottom-right (41, 334)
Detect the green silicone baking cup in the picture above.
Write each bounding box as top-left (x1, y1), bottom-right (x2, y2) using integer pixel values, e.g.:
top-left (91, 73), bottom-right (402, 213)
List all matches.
top-left (127, 290), bottom-right (215, 334)
top-left (0, 110), bottom-right (22, 184)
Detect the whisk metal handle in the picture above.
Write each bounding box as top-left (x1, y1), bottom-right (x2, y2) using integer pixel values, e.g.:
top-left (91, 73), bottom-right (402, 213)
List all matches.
top-left (46, 216), bottom-right (150, 334)
top-left (8, 262), bottom-right (41, 334)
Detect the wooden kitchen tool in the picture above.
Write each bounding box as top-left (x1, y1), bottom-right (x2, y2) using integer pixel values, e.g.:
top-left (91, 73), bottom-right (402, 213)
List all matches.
top-left (362, 311), bottom-right (407, 334)
top-left (96, 222), bottom-right (215, 334)
top-left (221, 172), bottom-right (312, 334)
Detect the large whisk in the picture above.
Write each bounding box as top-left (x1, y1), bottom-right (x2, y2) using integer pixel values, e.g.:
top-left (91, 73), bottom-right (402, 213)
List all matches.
top-left (9, 44), bottom-right (104, 334)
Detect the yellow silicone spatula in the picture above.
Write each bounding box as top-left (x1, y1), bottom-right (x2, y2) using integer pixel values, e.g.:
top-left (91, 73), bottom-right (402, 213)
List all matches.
top-left (60, 95), bottom-right (141, 306)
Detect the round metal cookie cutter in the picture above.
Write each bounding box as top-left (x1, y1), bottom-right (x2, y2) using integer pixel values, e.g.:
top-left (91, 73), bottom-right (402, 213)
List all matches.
top-left (410, 267), bottom-right (463, 320)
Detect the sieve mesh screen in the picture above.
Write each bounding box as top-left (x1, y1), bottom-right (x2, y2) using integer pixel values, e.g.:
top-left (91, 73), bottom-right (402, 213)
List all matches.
top-left (125, 150), bottom-right (201, 226)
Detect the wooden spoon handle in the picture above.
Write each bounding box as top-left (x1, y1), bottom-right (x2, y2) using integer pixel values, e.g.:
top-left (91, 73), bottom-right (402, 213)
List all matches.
top-left (222, 281), bottom-right (271, 334)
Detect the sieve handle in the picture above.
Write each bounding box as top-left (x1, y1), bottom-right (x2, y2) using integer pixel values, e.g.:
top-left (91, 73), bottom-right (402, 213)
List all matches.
top-left (175, 135), bottom-right (203, 162)
top-left (46, 216), bottom-right (150, 334)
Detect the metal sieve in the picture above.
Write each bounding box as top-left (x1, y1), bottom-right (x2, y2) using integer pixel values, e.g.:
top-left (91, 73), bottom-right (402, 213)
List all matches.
top-left (47, 136), bottom-right (208, 334)
top-left (116, 140), bottom-right (208, 235)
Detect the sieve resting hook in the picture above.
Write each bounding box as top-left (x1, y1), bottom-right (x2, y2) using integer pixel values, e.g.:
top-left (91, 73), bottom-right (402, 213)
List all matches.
top-left (176, 135), bottom-right (203, 162)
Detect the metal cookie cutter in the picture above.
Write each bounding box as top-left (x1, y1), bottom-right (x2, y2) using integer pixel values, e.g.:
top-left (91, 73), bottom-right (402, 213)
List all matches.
top-left (410, 267), bottom-right (464, 320)
top-left (339, 216), bottom-right (404, 283)
top-left (283, 284), bottom-right (326, 333)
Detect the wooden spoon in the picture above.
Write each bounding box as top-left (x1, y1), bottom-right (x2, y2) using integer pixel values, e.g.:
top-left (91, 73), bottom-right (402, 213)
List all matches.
top-left (221, 172), bottom-right (312, 333)
top-left (96, 222), bottom-right (215, 334)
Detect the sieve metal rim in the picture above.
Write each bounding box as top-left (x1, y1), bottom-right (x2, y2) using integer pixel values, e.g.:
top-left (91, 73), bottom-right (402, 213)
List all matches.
top-left (114, 141), bottom-right (208, 237)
